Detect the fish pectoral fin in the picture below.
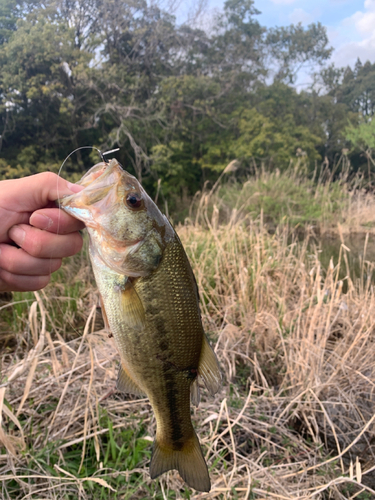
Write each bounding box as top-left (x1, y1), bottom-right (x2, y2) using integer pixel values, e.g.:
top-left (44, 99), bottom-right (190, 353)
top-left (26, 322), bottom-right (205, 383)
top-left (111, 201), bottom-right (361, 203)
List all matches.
top-left (150, 432), bottom-right (210, 493)
top-left (190, 378), bottom-right (200, 407)
top-left (117, 365), bottom-right (146, 397)
top-left (118, 279), bottom-right (146, 331)
top-left (198, 335), bottom-right (222, 396)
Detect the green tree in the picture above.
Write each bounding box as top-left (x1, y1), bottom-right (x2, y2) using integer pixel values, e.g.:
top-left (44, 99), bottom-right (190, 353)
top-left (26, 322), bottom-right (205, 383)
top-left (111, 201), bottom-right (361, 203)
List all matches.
top-left (0, 3), bottom-right (98, 175)
top-left (337, 59), bottom-right (375, 117)
top-left (0, 0), bottom-right (364, 205)
top-left (267, 22), bottom-right (332, 83)
top-left (0, 0), bottom-right (19, 44)
top-left (345, 119), bottom-right (375, 177)
top-left (319, 59), bottom-right (375, 169)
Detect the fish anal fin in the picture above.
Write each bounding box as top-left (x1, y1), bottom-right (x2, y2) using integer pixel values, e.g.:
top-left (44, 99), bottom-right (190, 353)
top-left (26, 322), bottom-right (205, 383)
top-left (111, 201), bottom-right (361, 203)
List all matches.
top-left (150, 432), bottom-right (210, 492)
top-left (190, 378), bottom-right (200, 407)
top-left (118, 280), bottom-right (146, 331)
top-left (198, 335), bottom-right (222, 396)
top-left (99, 294), bottom-right (111, 332)
top-left (117, 365), bottom-right (145, 397)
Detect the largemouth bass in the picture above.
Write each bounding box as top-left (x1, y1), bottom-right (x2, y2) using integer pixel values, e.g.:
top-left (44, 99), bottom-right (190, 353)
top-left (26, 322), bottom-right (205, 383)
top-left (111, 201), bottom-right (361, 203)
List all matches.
top-left (60, 159), bottom-right (221, 492)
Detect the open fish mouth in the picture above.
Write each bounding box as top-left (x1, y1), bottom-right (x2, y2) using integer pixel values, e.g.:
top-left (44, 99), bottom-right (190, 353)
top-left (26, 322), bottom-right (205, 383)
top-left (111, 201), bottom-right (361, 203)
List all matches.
top-left (77, 160), bottom-right (123, 188)
top-left (58, 158), bottom-right (156, 277)
top-left (59, 160), bottom-right (125, 221)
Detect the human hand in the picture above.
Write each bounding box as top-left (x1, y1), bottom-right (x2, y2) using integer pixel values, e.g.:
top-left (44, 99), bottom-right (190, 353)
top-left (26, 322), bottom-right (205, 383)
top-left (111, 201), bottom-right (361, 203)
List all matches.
top-left (0, 172), bottom-right (85, 292)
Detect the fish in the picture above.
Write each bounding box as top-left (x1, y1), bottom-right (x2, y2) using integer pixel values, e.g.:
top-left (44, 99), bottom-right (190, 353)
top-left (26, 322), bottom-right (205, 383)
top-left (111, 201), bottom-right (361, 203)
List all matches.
top-left (59, 158), bottom-right (222, 492)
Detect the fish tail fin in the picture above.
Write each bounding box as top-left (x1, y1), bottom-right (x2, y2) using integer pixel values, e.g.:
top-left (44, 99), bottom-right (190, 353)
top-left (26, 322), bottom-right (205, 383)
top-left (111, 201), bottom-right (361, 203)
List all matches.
top-left (149, 432), bottom-right (211, 492)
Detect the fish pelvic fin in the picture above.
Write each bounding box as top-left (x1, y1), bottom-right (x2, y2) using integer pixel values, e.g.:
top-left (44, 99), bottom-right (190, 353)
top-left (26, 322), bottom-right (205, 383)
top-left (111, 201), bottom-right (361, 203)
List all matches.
top-left (117, 365), bottom-right (146, 397)
top-left (198, 335), bottom-right (222, 396)
top-left (150, 432), bottom-right (210, 492)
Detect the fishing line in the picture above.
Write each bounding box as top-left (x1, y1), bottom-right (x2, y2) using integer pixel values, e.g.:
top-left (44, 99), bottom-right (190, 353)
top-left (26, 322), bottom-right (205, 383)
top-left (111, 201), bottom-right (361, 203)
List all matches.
top-left (56, 145), bottom-right (120, 208)
top-left (52, 146), bottom-right (119, 333)
top-left (57, 146), bottom-right (120, 182)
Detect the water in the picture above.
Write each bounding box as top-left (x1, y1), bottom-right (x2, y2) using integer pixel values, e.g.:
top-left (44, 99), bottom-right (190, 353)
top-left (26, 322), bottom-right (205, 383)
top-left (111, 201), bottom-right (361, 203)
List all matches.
top-left (315, 233), bottom-right (375, 287)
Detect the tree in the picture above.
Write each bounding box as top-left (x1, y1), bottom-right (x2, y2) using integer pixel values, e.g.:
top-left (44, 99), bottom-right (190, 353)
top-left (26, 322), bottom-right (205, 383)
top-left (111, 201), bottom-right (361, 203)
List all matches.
top-left (335, 59), bottom-right (375, 117)
top-left (0, 0), bottom-right (366, 202)
top-left (318, 59), bottom-right (375, 170)
top-left (0, 0), bottom-right (19, 44)
top-left (0, 8), bottom-right (97, 175)
top-left (207, 0), bottom-right (266, 85)
top-left (266, 22), bottom-right (332, 84)
top-left (345, 119), bottom-right (375, 178)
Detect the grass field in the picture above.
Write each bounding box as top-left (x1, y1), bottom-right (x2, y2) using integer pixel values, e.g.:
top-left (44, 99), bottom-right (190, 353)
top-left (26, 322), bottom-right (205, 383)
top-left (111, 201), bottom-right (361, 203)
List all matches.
top-left (188, 158), bottom-right (375, 234)
top-left (2, 167), bottom-right (375, 499)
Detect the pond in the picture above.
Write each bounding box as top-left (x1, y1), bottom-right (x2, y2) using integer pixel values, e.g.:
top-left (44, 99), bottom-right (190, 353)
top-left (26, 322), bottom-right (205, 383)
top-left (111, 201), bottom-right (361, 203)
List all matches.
top-left (316, 232), bottom-right (375, 289)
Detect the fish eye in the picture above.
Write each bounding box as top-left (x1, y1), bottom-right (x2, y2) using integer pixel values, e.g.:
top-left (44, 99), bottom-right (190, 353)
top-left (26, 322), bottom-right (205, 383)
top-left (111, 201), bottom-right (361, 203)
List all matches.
top-left (125, 192), bottom-right (143, 210)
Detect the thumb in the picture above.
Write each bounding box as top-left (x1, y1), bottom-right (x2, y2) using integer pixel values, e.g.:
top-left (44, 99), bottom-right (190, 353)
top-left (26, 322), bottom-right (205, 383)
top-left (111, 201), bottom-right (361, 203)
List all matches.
top-left (1, 172), bottom-right (83, 213)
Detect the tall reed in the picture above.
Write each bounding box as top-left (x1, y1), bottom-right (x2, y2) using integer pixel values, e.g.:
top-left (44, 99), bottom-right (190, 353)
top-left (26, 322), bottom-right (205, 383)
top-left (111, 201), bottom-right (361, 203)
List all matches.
top-left (1, 203), bottom-right (375, 498)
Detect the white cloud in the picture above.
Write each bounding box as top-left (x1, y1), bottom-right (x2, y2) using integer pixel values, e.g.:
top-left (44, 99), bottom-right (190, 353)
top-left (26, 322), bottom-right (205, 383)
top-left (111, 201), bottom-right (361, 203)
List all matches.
top-left (333, 36), bottom-right (375, 66)
top-left (289, 8), bottom-right (315, 24)
top-left (330, 1), bottom-right (375, 66)
top-left (346, 4), bottom-right (375, 35)
top-left (364, 0), bottom-right (375, 10)
top-left (355, 11), bottom-right (375, 33)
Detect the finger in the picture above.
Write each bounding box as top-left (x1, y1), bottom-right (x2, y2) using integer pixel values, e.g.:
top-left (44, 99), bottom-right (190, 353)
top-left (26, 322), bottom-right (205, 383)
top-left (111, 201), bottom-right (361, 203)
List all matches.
top-left (0, 211), bottom-right (31, 244)
top-left (1, 172), bottom-right (84, 214)
top-left (30, 208), bottom-right (85, 234)
top-left (0, 244), bottom-right (62, 276)
top-left (8, 224), bottom-right (83, 259)
top-left (0, 269), bottom-right (51, 292)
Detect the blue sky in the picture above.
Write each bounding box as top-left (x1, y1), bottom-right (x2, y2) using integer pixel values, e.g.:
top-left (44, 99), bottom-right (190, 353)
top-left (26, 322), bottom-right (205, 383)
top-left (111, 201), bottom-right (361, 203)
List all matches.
top-left (201, 0), bottom-right (375, 68)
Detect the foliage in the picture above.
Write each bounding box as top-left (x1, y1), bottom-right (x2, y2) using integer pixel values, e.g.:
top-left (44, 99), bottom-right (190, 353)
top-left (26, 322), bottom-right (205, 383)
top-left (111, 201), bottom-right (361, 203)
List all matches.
top-left (266, 22), bottom-right (332, 83)
top-left (187, 159), bottom-right (354, 231)
top-left (320, 59), bottom-right (375, 172)
top-left (0, 0), bottom-right (374, 197)
top-left (345, 119), bottom-right (375, 153)
top-left (229, 107), bottom-right (322, 166)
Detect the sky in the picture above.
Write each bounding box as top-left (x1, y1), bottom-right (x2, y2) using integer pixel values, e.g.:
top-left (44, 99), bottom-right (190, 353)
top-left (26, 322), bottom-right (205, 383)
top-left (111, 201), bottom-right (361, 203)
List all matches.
top-left (204, 0), bottom-right (375, 69)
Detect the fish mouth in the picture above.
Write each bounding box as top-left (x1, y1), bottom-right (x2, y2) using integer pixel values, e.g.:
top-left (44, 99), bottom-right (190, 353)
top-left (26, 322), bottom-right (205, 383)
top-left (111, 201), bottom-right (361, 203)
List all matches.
top-left (76, 159), bottom-right (123, 188)
top-left (59, 158), bottom-right (147, 273)
top-left (59, 158), bottom-right (141, 227)
top-left (59, 159), bottom-right (123, 217)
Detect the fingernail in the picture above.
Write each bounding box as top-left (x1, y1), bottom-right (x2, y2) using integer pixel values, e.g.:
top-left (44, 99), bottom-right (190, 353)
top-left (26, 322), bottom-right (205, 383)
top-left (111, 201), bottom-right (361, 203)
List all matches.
top-left (30, 213), bottom-right (53, 230)
top-left (9, 226), bottom-right (25, 246)
top-left (67, 181), bottom-right (84, 193)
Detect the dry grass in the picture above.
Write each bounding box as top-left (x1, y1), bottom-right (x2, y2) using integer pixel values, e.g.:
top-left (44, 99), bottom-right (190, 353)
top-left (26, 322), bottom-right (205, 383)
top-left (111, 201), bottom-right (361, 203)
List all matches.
top-left (340, 190), bottom-right (375, 233)
top-left (187, 158), bottom-right (375, 236)
top-left (2, 211), bottom-right (375, 499)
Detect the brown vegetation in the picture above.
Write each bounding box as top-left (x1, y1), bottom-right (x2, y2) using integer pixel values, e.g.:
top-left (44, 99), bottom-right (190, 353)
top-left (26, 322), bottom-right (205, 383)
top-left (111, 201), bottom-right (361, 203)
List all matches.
top-left (1, 210), bottom-right (375, 498)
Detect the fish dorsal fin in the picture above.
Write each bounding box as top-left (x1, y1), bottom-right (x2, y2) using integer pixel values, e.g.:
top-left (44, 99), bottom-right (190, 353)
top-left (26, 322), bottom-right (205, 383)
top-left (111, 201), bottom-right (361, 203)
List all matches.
top-left (190, 378), bottom-right (200, 407)
top-left (198, 335), bottom-right (222, 396)
top-left (117, 365), bottom-right (146, 396)
top-left (117, 278), bottom-right (146, 331)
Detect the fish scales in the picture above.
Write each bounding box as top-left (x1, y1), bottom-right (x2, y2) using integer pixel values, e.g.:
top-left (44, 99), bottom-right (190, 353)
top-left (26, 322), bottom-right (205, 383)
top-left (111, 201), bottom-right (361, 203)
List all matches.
top-left (60, 158), bottom-right (222, 492)
top-left (131, 241), bottom-right (203, 446)
top-left (95, 239), bottom-right (202, 446)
